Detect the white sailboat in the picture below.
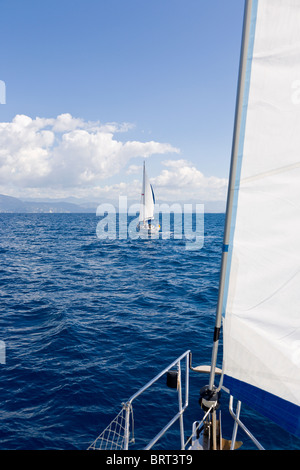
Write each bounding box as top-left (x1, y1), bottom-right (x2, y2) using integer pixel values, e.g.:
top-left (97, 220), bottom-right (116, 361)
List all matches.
top-left (89, 0), bottom-right (300, 451)
top-left (138, 161), bottom-right (160, 234)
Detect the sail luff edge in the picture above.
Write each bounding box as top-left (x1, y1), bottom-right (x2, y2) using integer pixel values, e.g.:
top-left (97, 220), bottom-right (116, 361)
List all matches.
top-left (208, 0), bottom-right (259, 391)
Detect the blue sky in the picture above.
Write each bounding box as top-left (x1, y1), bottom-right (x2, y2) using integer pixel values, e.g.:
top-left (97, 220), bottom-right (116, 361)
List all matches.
top-left (0, 0), bottom-right (245, 206)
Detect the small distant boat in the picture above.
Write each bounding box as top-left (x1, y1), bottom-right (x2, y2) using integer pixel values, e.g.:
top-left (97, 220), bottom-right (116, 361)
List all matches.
top-left (137, 162), bottom-right (160, 234)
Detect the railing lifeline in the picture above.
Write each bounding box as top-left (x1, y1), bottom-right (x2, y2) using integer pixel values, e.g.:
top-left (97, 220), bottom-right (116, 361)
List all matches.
top-left (229, 395), bottom-right (264, 450)
top-left (123, 350), bottom-right (191, 450)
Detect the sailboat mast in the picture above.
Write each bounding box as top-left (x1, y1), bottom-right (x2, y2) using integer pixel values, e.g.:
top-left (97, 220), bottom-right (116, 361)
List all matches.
top-left (143, 160), bottom-right (145, 206)
top-left (208, 0), bottom-right (256, 392)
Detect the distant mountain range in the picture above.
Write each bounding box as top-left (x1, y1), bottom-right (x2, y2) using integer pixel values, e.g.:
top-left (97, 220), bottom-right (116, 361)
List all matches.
top-left (0, 194), bottom-right (97, 213)
top-left (0, 194), bottom-right (225, 213)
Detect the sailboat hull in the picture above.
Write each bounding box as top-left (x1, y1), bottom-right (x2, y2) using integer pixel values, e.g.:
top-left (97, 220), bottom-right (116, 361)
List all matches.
top-left (138, 223), bottom-right (160, 235)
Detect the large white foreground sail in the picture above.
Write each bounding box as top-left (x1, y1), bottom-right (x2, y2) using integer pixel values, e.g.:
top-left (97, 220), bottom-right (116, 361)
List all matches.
top-left (219, 0), bottom-right (300, 439)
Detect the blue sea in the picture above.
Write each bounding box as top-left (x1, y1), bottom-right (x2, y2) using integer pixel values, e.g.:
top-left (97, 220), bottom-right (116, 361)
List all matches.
top-left (0, 212), bottom-right (299, 450)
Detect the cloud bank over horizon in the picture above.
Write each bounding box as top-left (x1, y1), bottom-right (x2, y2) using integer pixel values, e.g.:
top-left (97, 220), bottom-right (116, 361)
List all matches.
top-left (0, 113), bottom-right (227, 204)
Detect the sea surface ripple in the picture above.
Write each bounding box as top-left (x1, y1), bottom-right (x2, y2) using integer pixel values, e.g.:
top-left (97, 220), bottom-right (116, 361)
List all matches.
top-left (0, 213), bottom-right (299, 450)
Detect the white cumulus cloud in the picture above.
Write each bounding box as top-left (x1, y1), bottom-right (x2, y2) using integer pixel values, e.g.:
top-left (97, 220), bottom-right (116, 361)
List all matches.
top-left (0, 114), bottom-right (227, 207)
top-left (152, 159), bottom-right (228, 202)
top-left (0, 113), bottom-right (179, 195)
top-left (85, 159), bottom-right (227, 207)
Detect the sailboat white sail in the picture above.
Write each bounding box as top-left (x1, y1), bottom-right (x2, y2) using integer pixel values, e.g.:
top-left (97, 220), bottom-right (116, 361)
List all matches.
top-left (139, 161), bottom-right (155, 224)
top-left (210, 0), bottom-right (300, 440)
top-left (138, 162), bottom-right (160, 233)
